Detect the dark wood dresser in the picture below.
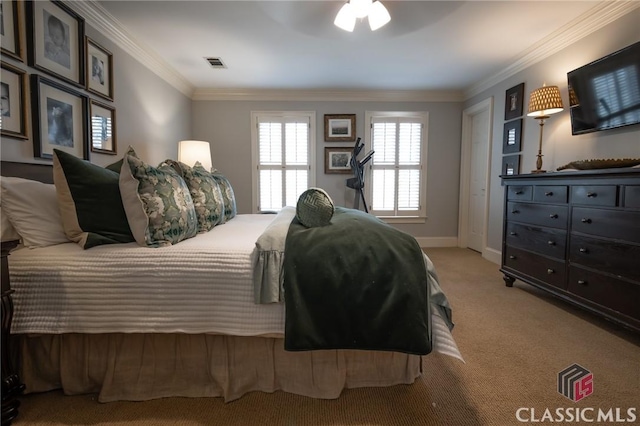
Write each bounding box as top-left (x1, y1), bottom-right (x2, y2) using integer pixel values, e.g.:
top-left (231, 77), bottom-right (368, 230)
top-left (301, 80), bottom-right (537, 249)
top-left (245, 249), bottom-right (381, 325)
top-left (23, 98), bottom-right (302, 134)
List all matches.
top-left (500, 168), bottom-right (640, 333)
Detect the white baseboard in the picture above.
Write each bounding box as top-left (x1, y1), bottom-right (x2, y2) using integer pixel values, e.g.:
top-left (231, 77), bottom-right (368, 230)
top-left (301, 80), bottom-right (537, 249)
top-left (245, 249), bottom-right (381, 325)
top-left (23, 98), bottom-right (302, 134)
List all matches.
top-left (416, 237), bottom-right (458, 248)
top-left (483, 247), bottom-right (501, 265)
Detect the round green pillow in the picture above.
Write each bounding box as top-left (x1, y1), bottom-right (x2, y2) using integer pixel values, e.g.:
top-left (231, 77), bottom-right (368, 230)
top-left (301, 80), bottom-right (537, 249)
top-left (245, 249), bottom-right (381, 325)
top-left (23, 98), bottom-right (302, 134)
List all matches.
top-left (296, 188), bottom-right (335, 228)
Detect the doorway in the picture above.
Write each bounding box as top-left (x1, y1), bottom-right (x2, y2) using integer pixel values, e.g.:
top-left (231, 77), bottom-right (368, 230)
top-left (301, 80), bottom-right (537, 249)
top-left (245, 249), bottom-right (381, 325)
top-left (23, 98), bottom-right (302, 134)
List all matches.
top-left (458, 98), bottom-right (493, 254)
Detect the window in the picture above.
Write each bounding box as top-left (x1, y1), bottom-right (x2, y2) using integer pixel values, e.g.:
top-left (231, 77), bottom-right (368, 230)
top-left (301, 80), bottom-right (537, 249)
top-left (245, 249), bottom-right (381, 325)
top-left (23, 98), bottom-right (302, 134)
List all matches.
top-left (251, 111), bottom-right (315, 212)
top-left (364, 111), bottom-right (428, 220)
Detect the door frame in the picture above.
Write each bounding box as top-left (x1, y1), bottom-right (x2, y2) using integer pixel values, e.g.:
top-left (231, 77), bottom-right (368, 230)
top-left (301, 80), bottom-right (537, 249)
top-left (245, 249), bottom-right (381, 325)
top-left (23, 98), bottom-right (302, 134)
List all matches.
top-left (458, 97), bottom-right (493, 254)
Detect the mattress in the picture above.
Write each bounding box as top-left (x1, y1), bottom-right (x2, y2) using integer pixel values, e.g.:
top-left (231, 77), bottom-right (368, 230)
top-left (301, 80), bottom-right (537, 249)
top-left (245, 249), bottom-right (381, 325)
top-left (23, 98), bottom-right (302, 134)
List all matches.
top-left (8, 213), bottom-right (462, 360)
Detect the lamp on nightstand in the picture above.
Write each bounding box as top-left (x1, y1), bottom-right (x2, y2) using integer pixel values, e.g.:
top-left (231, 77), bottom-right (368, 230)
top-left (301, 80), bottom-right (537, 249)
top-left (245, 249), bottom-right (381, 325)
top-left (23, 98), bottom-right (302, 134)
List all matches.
top-left (178, 140), bottom-right (212, 171)
top-left (527, 84), bottom-right (564, 174)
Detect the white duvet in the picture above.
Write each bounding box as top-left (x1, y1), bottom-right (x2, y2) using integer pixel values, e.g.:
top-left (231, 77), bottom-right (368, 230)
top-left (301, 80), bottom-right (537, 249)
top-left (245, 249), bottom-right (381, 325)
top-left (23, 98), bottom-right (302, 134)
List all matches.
top-left (8, 214), bottom-right (462, 359)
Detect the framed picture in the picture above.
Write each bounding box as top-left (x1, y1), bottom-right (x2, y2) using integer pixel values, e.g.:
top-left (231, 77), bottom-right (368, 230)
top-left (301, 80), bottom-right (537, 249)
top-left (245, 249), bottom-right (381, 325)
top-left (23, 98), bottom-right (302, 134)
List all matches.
top-left (502, 118), bottom-right (522, 154)
top-left (90, 99), bottom-right (116, 155)
top-left (1, 0), bottom-right (23, 61)
top-left (324, 114), bottom-right (356, 142)
top-left (31, 74), bottom-right (88, 160)
top-left (86, 37), bottom-right (113, 101)
top-left (325, 147), bottom-right (352, 174)
top-left (26, 0), bottom-right (85, 87)
top-left (504, 83), bottom-right (524, 121)
top-left (501, 154), bottom-right (520, 176)
top-left (0, 62), bottom-right (28, 139)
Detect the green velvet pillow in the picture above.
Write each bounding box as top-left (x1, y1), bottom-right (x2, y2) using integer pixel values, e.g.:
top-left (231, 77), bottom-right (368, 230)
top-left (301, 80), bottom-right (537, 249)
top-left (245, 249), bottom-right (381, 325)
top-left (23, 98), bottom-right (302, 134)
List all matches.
top-left (211, 171), bottom-right (237, 222)
top-left (166, 160), bottom-right (225, 232)
top-left (296, 187), bottom-right (334, 228)
top-left (119, 147), bottom-right (198, 247)
top-left (52, 149), bottom-right (135, 249)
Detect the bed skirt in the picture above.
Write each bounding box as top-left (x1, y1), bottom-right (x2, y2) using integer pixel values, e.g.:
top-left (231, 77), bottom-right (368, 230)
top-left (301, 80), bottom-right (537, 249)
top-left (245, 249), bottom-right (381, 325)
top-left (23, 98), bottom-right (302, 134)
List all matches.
top-left (15, 333), bottom-right (422, 402)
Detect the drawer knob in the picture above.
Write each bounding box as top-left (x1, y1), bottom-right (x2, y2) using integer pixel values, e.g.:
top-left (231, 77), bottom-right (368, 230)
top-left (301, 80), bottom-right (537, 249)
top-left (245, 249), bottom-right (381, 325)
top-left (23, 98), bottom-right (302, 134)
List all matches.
top-left (587, 192), bottom-right (597, 198)
top-left (512, 209), bottom-right (520, 214)
top-left (510, 231), bottom-right (517, 236)
top-left (509, 255), bottom-right (516, 260)
top-left (547, 269), bottom-right (555, 274)
top-left (515, 190), bottom-right (524, 195)
top-left (577, 280), bottom-right (588, 286)
top-left (547, 241), bottom-right (556, 246)
top-left (545, 191), bottom-right (554, 196)
top-left (581, 218), bottom-right (592, 224)
top-left (549, 214), bottom-right (558, 219)
top-left (579, 247), bottom-right (589, 253)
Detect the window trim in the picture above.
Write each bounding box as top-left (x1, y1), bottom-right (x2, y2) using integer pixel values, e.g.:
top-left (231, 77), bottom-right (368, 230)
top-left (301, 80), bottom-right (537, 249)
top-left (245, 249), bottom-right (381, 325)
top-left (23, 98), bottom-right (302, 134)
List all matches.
top-left (250, 111), bottom-right (316, 213)
top-left (363, 110), bottom-right (428, 222)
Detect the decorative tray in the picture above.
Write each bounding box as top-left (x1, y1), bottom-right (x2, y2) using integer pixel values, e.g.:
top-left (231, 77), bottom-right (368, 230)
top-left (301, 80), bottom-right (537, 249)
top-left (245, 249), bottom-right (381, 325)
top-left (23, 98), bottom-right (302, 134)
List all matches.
top-left (557, 158), bottom-right (640, 171)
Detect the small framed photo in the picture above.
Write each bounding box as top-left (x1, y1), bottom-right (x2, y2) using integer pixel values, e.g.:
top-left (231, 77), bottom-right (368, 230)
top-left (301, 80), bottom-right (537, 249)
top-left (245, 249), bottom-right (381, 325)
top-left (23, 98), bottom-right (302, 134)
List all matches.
top-left (1, 0), bottom-right (24, 61)
top-left (86, 37), bottom-right (113, 101)
top-left (26, 0), bottom-right (85, 87)
top-left (501, 154), bottom-right (521, 176)
top-left (502, 118), bottom-right (522, 154)
top-left (504, 83), bottom-right (524, 121)
top-left (324, 114), bottom-right (356, 142)
top-left (31, 74), bottom-right (88, 160)
top-left (325, 147), bottom-right (352, 174)
top-left (1, 62), bottom-right (28, 139)
top-left (90, 99), bottom-right (116, 155)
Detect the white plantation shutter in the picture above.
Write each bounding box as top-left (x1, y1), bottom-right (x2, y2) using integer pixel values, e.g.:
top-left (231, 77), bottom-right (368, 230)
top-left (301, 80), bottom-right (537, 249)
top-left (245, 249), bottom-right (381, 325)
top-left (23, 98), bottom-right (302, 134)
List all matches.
top-left (252, 112), bottom-right (314, 212)
top-left (592, 65), bottom-right (640, 127)
top-left (366, 112), bottom-right (427, 218)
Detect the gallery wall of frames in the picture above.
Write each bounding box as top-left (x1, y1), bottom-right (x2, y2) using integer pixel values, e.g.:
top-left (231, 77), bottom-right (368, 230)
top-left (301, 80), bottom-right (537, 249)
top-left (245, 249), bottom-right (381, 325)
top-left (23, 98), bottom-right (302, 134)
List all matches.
top-left (1, 0), bottom-right (117, 159)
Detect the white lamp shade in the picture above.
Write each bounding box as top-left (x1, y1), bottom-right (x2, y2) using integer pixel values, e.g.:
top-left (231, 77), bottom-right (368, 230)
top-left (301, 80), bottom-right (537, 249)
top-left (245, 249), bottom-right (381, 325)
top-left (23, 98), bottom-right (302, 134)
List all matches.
top-left (178, 140), bottom-right (212, 171)
top-left (351, 0), bottom-right (372, 18)
top-left (334, 3), bottom-right (356, 32)
top-left (368, 1), bottom-right (390, 30)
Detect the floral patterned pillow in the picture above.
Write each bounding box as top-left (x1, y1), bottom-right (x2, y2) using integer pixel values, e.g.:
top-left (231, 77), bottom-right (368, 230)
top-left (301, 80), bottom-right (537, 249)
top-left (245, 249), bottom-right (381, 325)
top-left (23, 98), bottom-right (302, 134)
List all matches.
top-left (119, 147), bottom-right (198, 247)
top-left (211, 170), bottom-right (237, 222)
top-left (166, 160), bottom-right (226, 232)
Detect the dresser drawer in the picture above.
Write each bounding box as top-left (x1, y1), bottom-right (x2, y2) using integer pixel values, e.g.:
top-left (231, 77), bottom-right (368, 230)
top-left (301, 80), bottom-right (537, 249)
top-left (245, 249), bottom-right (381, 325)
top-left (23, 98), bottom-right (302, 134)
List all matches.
top-left (569, 235), bottom-right (640, 282)
top-left (571, 207), bottom-right (640, 243)
top-left (506, 222), bottom-right (566, 259)
top-left (504, 246), bottom-right (566, 289)
top-left (533, 185), bottom-right (568, 204)
top-left (571, 185), bottom-right (617, 206)
top-left (507, 202), bottom-right (568, 229)
top-left (568, 266), bottom-right (640, 320)
top-left (624, 185), bottom-right (640, 208)
top-left (507, 185), bottom-right (532, 201)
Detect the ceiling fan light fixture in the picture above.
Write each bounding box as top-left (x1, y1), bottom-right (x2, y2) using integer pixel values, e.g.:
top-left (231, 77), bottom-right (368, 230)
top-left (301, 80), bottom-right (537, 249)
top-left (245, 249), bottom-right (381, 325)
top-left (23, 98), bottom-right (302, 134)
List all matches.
top-left (351, 0), bottom-right (373, 19)
top-left (334, 2), bottom-right (356, 32)
top-left (368, 1), bottom-right (390, 31)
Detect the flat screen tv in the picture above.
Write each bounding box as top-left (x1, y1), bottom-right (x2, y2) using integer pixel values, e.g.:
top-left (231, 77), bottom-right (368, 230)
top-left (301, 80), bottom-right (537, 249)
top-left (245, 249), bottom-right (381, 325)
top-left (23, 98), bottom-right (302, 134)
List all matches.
top-left (567, 40), bottom-right (640, 135)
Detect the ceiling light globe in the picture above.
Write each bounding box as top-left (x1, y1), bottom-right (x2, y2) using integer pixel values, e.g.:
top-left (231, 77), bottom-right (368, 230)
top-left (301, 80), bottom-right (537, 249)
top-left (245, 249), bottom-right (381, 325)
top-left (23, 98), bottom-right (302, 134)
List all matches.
top-left (351, 0), bottom-right (373, 19)
top-left (334, 3), bottom-right (356, 32)
top-left (368, 1), bottom-right (390, 31)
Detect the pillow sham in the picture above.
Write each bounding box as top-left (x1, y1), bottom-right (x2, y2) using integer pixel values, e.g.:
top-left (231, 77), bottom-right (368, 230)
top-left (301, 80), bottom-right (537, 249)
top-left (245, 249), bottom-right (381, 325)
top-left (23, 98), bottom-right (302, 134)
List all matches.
top-left (1, 206), bottom-right (21, 242)
top-left (53, 149), bottom-right (135, 249)
top-left (211, 170), bottom-right (237, 222)
top-left (0, 176), bottom-right (69, 248)
top-left (167, 160), bottom-right (225, 231)
top-left (119, 147), bottom-right (198, 247)
top-left (296, 187), bottom-right (335, 228)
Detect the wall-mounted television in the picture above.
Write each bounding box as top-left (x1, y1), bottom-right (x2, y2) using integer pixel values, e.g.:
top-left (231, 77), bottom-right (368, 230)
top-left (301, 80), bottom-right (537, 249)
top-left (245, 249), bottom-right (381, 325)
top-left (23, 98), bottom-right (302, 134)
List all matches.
top-left (567, 40), bottom-right (640, 135)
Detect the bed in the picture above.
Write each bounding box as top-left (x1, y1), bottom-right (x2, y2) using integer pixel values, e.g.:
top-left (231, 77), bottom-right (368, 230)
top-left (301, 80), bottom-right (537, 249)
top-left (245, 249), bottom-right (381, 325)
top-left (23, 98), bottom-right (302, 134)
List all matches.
top-left (0, 160), bottom-right (462, 404)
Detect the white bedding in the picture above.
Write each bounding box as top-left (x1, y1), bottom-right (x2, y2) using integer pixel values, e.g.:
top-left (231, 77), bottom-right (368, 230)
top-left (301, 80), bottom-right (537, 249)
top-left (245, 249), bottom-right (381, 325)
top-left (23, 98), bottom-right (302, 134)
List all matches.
top-left (9, 213), bottom-right (462, 359)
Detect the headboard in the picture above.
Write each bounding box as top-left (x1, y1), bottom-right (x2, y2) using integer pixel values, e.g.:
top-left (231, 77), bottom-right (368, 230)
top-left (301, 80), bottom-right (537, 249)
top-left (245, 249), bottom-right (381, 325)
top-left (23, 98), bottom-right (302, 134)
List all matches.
top-left (1, 161), bottom-right (54, 184)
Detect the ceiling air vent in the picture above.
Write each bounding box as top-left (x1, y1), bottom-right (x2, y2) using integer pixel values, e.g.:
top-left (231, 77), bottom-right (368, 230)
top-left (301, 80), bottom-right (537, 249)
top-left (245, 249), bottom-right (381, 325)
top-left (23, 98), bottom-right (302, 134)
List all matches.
top-left (205, 57), bottom-right (227, 69)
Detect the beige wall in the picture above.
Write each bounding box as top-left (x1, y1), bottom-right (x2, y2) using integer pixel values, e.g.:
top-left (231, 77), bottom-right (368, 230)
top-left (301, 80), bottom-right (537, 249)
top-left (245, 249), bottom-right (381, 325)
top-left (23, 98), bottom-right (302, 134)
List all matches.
top-left (0, 5), bottom-right (191, 168)
top-left (464, 8), bottom-right (640, 253)
top-left (192, 100), bottom-right (463, 240)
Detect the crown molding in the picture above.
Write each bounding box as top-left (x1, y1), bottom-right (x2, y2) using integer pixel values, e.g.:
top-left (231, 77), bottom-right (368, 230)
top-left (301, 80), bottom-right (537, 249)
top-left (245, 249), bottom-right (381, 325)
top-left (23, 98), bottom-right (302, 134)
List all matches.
top-left (463, 0), bottom-right (640, 100)
top-left (67, 0), bottom-right (194, 98)
top-left (192, 89), bottom-right (464, 102)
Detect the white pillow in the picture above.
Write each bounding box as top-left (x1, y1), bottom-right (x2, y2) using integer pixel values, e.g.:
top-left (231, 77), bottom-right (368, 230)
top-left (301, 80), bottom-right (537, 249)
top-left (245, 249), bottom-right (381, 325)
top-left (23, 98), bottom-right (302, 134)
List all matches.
top-left (1, 206), bottom-right (21, 241)
top-left (0, 177), bottom-right (69, 248)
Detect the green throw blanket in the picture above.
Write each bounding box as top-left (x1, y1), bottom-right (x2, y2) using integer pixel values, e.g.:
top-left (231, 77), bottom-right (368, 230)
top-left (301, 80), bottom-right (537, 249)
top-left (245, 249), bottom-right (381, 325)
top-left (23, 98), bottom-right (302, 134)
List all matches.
top-left (283, 207), bottom-right (432, 355)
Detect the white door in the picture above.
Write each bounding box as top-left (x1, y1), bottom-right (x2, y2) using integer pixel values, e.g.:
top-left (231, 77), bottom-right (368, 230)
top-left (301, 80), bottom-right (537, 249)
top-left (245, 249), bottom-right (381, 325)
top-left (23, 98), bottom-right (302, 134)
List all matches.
top-left (458, 98), bottom-right (493, 254)
top-left (468, 110), bottom-right (490, 252)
